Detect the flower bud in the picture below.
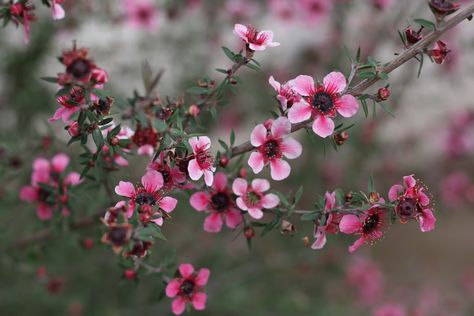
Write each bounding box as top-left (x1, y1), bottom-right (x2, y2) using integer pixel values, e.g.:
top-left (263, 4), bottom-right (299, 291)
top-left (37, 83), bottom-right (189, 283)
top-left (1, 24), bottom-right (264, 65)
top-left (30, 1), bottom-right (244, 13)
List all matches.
top-left (91, 67), bottom-right (109, 84)
top-left (109, 137), bottom-right (119, 146)
top-left (239, 167), bottom-right (247, 178)
top-left (429, 0), bottom-right (460, 19)
top-left (219, 156), bottom-right (229, 167)
top-left (124, 269), bottom-right (136, 280)
top-left (369, 191), bottom-right (381, 203)
top-left (244, 226), bottom-right (255, 239)
top-left (405, 27), bottom-right (422, 45)
top-left (334, 131), bottom-right (349, 146)
top-left (281, 220), bottom-right (296, 235)
top-left (82, 238), bottom-right (94, 249)
top-left (188, 104), bottom-right (200, 117)
top-left (67, 122), bottom-right (80, 137)
top-left (377, 87), bottom-right (391, 101)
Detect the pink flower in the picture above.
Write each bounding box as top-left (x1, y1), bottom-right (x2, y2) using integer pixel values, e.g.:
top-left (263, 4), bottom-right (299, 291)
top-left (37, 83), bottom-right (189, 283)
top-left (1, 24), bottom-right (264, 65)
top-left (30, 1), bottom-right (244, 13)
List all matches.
top-left (311, 191), bottom-right (342, 250)
top-left (51, 0), bottom-right (65, 20)
top-left (188, 136), bottom-right (215, 186)
top-left (232, 178), bottom-right (279, 219)
top-left (268, 76), bottom-right (302, 111)
top-left (122, 0), bottom-right (159, 30)
top-left (248, 117), bottom-right (302, 181)
top-left (114, 170), bottom-right (178, 225)
top-left (339, 206), bottom-right (387, 253)
top-left (299, 0), bottom-right (332, 24)
top-left (388, 175), bottom-right (436, 232)
top-left (67, 121), bottom-right (79, 137)
top-left (268, 0), bottom-right (297, 21)
top-left (9, 2), bottom-right (35, 44)
top-left (165, 263), bottom-right (210, 315)
top-left (233, 24), bottom-right (280, 51)
top-left (372, 0), bottom-right (393, 10)
top-left (288, 72), bottom-right (359, 138)
top-left (346, 256), bottom-right (384, 305)
top-left (190, 172), bottom-right (243, 233)
top-left (91, 67), bottom-right (109, 84)
top-left (373, 303), bottom-right (406, 316)
top-left (428, 40), bottom-right (450, 64)
top-left (49, 87), bottom-right (84, 123)
top-left (148, 152), bottom-right (186, 190)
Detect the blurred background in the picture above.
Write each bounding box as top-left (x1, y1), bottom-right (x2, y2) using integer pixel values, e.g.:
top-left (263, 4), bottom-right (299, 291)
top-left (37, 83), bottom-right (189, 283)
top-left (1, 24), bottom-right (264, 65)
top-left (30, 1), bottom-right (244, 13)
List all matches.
top-left (1, 0), bottom-right (474, 315)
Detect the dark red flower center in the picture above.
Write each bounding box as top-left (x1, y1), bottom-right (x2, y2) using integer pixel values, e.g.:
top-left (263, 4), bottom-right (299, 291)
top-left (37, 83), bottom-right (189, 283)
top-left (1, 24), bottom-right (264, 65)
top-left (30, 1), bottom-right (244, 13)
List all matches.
top-left (135, 192), bottom-right (157, 205)
top-left (261, 139), bottom-right (281, 159)
top-left (211, 192), bottom-right (230, 212)
top-left (312, 92), bottom-right (334, 114)
top-left (396, 197), bottom-right (418, 218)
top-left (161, 169), bottom-right (171, 184)
top-left (132, 126), bottom-right (158, 147)
top-left (38, 188), bottom-right (52, 203)
top-left (66, 58), bottom-right (92, 79)
top-left (108, 227), bottom-right (128, 245)
top-left (180, 280), bottom-right (195, 296)
top-left (137, 7), bottom-right (152, 21)
top-left (362, 214), bottom-right (380, 234)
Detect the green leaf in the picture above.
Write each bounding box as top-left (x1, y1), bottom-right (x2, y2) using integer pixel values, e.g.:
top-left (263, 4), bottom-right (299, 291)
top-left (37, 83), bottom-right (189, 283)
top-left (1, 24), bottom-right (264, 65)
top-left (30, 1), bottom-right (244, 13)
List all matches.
top-left (186, 86), bottom-right (210, 94)
top-left (98, 117), bottom-right (114, 126)
top-left (92, 129), bottom-right (104, 148)
top-left (377, 72), bottom-right (388, 80)
top-left (245, 63), bottom-right (260, 71)
top-left (136, 224), bottom-right (167, 241)
top-left (215, 68), bottom-right (228, 74)
top-left (40, 76), bottom-right (58, 83)
top-left (358, 71), bottom-right (376, 79)
top-left (368, 175), bottom-right (375, 193)
top-left (218, 139), bottom-right (229, 151)
top-left (108, 124), bottom-right (121, 138)
top-left (379, 102), bottom-right (395, 117)
top-left (300, 212), bottom-right (319, 221)
top-left (230, 130), bottom-right (235, 146)
top-left (294, 186), bottom-right (304, 204)
top-left (222, 46), bottom-right (236, 62)
top-left (414, 18), bottom-right (436, 31)
top-left (417, 53), bottom-right (424, 78)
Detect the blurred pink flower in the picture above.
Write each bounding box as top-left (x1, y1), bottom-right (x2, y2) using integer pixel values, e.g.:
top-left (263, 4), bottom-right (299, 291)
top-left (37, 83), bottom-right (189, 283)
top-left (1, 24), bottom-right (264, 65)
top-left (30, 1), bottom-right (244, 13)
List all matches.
top-left (233, 24), bottom-right (280, 51)
top-left (346, 256), bottom-right (384, 305)
top-left (311, 191), bottom-right (342, 249)
top-left (122, 0), bottom-right (159, 30)
top-left (268, 0), bottom-right (297, 21)
top-left (439, 171), bottom-right (471, 207)
top-left (232, 178), bottom-right (279, 219)
top-left (288, 71), bottom-right (359, 138)
top-left (51, 0), bottom-right (65, 20)
top-left (373, 303), bottom-right (406, 316)
top-left (187, 136), bottom-right (215, 186)
top-left (225, 0), bottom-right (260, 20)
top-left (298, 0), bottom-right (332, 24)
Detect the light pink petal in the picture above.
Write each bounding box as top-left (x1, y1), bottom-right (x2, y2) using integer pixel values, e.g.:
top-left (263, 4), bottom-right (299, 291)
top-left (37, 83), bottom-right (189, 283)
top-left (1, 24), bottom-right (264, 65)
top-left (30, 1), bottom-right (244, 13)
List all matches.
top-left (64, 172), bottom-right (81, 186)
top-left (291, 75), bottom-right (314, 96)
top-left (33, 158), bottom-right (50, 173)
top-left (114, 181), bottom-right (135, 198)
top-left (20, 186), bottom-right (38, 202)
top-left (311, 228), bottom-right (327, 250)
top-left (250, 124), bottom-right (268, 147)
top-left (271, 117), bottom-right (291, 138)
top-left (48, 107), bottom-right (67, 122)
top-left (233, 23), bottom-right (248, 40)
top-left (203, 170), bottom-right (214, 187)
top-left (51, 153), bottom-right (69, 173)
top-left (188, 159), bottom-right (204, 181)
top-left (232, 178), bottom-right (248, 196)
top-left (403, 175), bottom-right (416, 188)
top-left (195, 268), bottom-right (210, 286)
top-left (152, 217), bottom-right (163, 226)
top-left (258, 30), bottom-right (274, 44)
top-left (281, 137), bottom-right (302, 159)
top-left (179, 263), bottom-right (194, 278)
top-left (51, 3), bottom-right (65, 20)
top-left (188, 136), bottom-right (200, 152)
top-left (171, 297), bottom-right (186, 316)
top-left (262, 193), bottom-right (280, 209)
top-left (137, 145), bottom-right (154, 156)
top-left (37, 204), bottom-right (53, 220)
top-left (339, 215), bottom-right (361, 234)
top-left (197, 136), bottom-right (211, 150)
top-left (287, 100), bottom-right (312, 123)
top-left (418, 191), bottom-right (430, 206)
top-left (213, 172), bottom-right (228, 191)
top-left (270, 159), bottom-right (291, 181)
top-left (248, 152), bottom-right (265, 174)
top-left (325, 191), bottom-right (336, 209)
top-left (323, 71), bottom-right (347, 93)
top-left (312, 115), bottom-right (335, 138)
top-left (388, 184), bottom-right (404, 201)
top-left (236, 197), bottom-right (248, 211)
top-left (268, 76), bottom-right (281, 92)
top-left (204, 213), bottom-right (223, 233)
top-left (192, 292), bottom-right (207, 311)
top-left (277, 95), bottom-right (288, 111)
top-left (114, 155), bottom-right (129, 167)
top-left (249, 43), bottom-right (266, 51)
top-left (419, 209), bottom-right (436, 232)
top-left (141, 170), bottom-right (164, 193)
top-left (159, 196), bottom-right (177, 213)
top-left (225, 209), bottom-right (243, 229)
top-left (165, 279), bottom-right (181, 298)
top-left (348, 237), bottom-right (366, 253)
top-left (336, 94), bottom-right (359, 118)
top-left (190, 192), bottom-right (211, 211)
top-left (251, 178), bottom-right (270, 192)
top-left (248, 208), bottom-right (264, 219)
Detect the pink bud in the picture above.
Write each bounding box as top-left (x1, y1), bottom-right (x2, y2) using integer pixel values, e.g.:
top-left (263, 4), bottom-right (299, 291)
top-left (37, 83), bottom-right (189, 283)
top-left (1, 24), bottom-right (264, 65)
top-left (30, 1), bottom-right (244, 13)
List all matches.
top-left (188, 104), bottom-right (200, 117)
top-left (91, 68), bottom-right (109, 84)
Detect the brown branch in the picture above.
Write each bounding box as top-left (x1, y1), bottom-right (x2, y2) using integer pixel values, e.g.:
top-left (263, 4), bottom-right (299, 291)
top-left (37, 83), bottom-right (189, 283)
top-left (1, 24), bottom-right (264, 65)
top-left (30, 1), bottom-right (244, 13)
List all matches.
top-left (230, 3), bottom-right (474, 158)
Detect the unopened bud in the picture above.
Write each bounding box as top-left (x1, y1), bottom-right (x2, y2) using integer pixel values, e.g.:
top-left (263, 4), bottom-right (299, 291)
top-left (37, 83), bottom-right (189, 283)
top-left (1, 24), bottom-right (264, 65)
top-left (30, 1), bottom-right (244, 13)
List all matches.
top-left (334, 131), bottom-right (349, 146)
top-left (377, 87), bottom-right (391, 101)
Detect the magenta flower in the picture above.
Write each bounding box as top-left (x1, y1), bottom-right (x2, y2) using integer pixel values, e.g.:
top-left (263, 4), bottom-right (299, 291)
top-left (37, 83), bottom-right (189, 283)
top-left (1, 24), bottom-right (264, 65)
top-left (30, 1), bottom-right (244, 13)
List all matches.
top-left (165, 263), bottom-right (210, 315)
top-left (288, 72), bottom-right (359, 138)
top-left (114, 170), bottom-right (177, 225)
top-left (311, 191), bottom-right (342, 250)
top-left (20, 153), bottom-right (81, 220)
top-left (248, 117), bottom-right (302, 181)
top-left (373, 303), bottom-right (406, 316)
top-left (299, 0), bottom-right (332, 24)
top-left (190, 172), bottom-right (243, 233)
top-left (122, 0), bottom-right (159, 30)
top-left (346, 256), bottom-right (384, 305)
top-left (9, 1), bottom-right (35, 44)
top-left (187, 136), bottom-right (215, 186)
top-left (388, 175), bottom-right (436, 232)
top-left (233, 24), bottom-right (280, 51)
top-left (51, 0), bottom-right (65, 20)
top-left (268, 76), bottom-right (301, 111)
top-left (101, 124), bottom-right (134, 167)
top-left (148, 152), bottom-right (187, 190)
top-left (232, 178), bottom-right (279, 219)
top-left (339, 206), bottom-right (387, 253)
top-left (49, 87), bottom-right (84, 123)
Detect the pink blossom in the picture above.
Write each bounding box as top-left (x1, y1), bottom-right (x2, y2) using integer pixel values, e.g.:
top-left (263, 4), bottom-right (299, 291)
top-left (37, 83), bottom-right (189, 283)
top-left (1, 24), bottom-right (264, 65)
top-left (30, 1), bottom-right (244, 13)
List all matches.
top-left (233, 24), bottom-right (280, 51)
top-left (190, 172), bottom-right (243, 233)
top-left (122, 0), bottom-right (159, 30)
top-left (346, 256), bottom-right (384, 305)
top-left (225, 0), bottom-right (260, 20)
top-left (268, 0), bottom-right (297, 21)
top-left (439, 171), bottom-right (471, 207)
top-left (299, 0), bottom-right (332, 24)
top-left (288, 72), bottom-right (359, 138)
top-left (187, 136), bottom-right (215, 186)
top-left (49, 87), bottom-right (84, 123)
top-left (148, 152), bottom-right (186, 190)
top-left (165, 263), bottom-right (210, 315)
top-left (101, 124), bottom-right (133, 167)
top-left (372, 0), bottom-right (393, 10)
top-left (9, 2), bottom-right (35, 44)
top-left (388, 175), bottom-right (436, 232)
top-left (311, 191), bottom-right (342, 250)
top-left (51, 0), bottom-right (65, 20)
top-left (248, 117), bottom-right (302, 181)
top-left (67, 121), bottom-right (79, 137)
top-left (339, 206), bottom-right (386, 253)
top-left (268, 76), bottom-right (301, 111)
top-left (232, 178), bottom-right (279, 219)
top-left (373, 303), bottom-right (406, 316)
top-left (114, 170), bottom-right (178, 225)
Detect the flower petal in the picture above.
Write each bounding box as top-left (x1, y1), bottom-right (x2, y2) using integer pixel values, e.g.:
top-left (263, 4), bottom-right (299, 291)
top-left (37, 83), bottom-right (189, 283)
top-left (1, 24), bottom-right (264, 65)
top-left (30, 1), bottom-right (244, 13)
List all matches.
top-left (20, 186), bottom-right (38, 202)
top-left (312, 115), bottom-right (335, 138)
top-left (250, 124), bottom-right (267, 147)
top-left (291, 75), bottom-right (314, 96)
top-left (203, 170), bottom-right (214, 186)
top-left (51, 153), bottom-right (69, 173)
top-left (251, 178), bottom-right (270, 192)
top-left (179, 263), bottom-right (194, 278)
top-left (339, 215), bottom-right (361, 234)
top-left (311, 228), bottom-right (327, 250)
top-left (171, 297), bottom-right (186, 315)
top-left (271, 117), bottom-right (291, 138)
top-left (270, 159), bottom-right (291, 181)
top-left (137, 144), bottom-right (154, 156)
top-left (115, 181), bottom-right (135, 198)
top-left (159, 196), bottom-right (177, 213)
top-left (323, 71), bottom-right (347, 94)
top-left (192, 292), bottom-right (207, 311)
top-left (248, 208), bottom-right (264, 219)
top-left (403, 175), bottom-right (416, 188)
top-left (348, 237), bottom-right (366, 253)
top-left (236, 197), bottom-right (248, 211)
top-left (419, 209), bottom-right (436, 232)
top-left (213, 172), bottom-right (228, 191)
top-left (248, 152), bottom-right (265, 174)
top-left (262, 193), bottom-right (280, 209)
top-left (64, 172), bottom-right (81, 186)
top-left (190, 192), bottom-right (211, 211)
top-left (225, 209), bottom-right (243, 229)
top-left (233, 23), bottom-right (248, 40)
top-left (165, 279), bottom-right (181, 298)
top-left (204, 213), bottom-right (223, 233)
top-left (336, 94), bottom-right (359, 118)
top-left (232, 178), bottom-right (248, 196)
top-left (281, 137), bottom-right (302, 159)
top-left (141, 170), bottom-right (164, 193)
top-left (268, 76), bottom-right (281, 92)
top-left (188, 159), bottom-right (204, 181)
top-left (287, 100), bottom-right (312, 123)
top-left (195, 268), bottom-right (210, 286)
top-left (51, 3), bottom-right (65, 20)
top-left (388, 184), bottom-right (404, 202)
top-left (37, 204), bottom-right (53, 220)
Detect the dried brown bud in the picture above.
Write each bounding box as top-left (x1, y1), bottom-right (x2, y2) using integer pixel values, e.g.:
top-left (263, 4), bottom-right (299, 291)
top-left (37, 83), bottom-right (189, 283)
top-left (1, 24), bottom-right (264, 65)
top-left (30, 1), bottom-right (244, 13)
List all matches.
top-left (369, 191), bottom-right (381, 203)
top-left (281, 220), bottom-right (296, 235)
top-left (334, 131), bottom-right (349, 146)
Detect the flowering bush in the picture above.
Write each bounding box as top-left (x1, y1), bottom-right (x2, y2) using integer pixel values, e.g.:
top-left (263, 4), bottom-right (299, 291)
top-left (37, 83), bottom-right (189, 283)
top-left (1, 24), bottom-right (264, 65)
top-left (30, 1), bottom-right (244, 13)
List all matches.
top-left (2, 0), bottom-right (474, 315)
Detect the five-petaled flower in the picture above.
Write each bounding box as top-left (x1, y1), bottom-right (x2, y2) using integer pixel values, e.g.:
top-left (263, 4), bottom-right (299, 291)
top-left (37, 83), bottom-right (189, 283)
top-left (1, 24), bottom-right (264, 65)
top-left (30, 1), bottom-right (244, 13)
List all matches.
top-left (388, 175), bottom-right (436, 232)
top-left (248, 117), bottom-right (302, 181)
top-left (288, 72), bottom-right (359, 138)
top-left (166, 263), bottom-right (210, 315)
top-left (233, 24), bottom-right (280, 51)
top-left (190, 172), bottom-right (243, 233)
top-left (311, 191), bottom-right (343, 250)
top-left (232, 178), bottom-right (280, 219)
top-left (268, 76), bottom-right (301, 111)
top-left (188, 136), bottom-right (216, 186)
top-left (114, 170), bottom-right (178, 225)
top-left (339, 205), bottom-right (387, 253)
